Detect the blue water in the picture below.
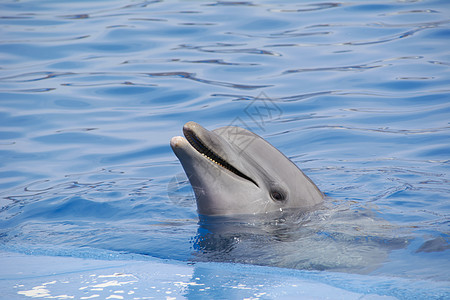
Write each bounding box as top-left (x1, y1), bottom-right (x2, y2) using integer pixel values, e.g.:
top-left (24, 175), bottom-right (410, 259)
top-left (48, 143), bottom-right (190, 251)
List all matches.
top-left (1, 0), bottom-right (449, 299)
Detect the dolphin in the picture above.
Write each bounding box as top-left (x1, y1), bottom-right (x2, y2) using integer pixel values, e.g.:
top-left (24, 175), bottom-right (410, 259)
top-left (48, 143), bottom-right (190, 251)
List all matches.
top-left (170, 121), bottom-right (323, 216)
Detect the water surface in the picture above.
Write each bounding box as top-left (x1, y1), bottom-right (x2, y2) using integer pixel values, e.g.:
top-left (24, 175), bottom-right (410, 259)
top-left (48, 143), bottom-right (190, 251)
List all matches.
top-left (0, 0), bottom-right (449, 299)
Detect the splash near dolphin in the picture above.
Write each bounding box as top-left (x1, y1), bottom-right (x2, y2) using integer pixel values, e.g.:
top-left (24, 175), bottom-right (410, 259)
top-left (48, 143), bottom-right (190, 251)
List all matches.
top-left (170, 121), bottom-right (323, 216)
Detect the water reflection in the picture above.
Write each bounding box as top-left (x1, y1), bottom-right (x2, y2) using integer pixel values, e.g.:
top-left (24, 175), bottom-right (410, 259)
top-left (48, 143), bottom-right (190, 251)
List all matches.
top-left (192, 206), bottom-right (409, 274)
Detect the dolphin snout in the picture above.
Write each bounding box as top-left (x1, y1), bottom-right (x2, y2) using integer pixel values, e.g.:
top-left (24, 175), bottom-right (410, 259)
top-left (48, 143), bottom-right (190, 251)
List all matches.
top-left (183, 121), bottom-right (199, 130)
top-left (170, 136), bottom-right (187, 149)
top-left (183, 121), bottom-right (204, 137)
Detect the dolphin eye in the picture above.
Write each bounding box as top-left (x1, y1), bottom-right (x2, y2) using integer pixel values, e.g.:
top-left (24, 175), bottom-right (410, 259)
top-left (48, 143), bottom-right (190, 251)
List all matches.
top-left (271, 190), bottom-right (286, 202)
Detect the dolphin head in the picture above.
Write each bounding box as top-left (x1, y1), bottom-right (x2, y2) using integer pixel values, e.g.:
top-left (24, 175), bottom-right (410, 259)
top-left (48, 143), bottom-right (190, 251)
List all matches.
top-left (170, 121), bottom-right (323, 216)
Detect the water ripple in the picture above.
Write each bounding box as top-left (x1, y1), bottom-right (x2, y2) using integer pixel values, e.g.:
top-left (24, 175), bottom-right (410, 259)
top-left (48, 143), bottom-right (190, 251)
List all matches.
top-left (0, 88), bottom-right (56, 93)
top-left (380, 9), bottom-right (440, 16)
top-left (205, 1), bottom-right (257, 7)
top-left (212, 91), bottom-right (339, 102)
top-left (0, 35), bottom-right (90, 44)
top-left (265, 19), bottom-right (450, 49)
top-left (228, 30), bottom-right (331, 39)
top-left (268, 3), bottom-right (341, 13)
top-left (0, 72), bottom-right (76, 82)
top-left (304, 125), bottom-right (450, 136)
top-left (372, 19), bottom-right (450, 28)
top-left (145, 71), bottom-right (271, 90)
top-left (0, 70), bottom-right (269, 90)
top-left (0, 0), bottom-right (449, 289)
top-left (283, 63), bottom-right (384, 75)
top-left (281, 56), bottom-right (423, 75)
top-left (182, 59), bottom-right (258, 66)
top-left (58, 0), bottom-right (163, 19)
top-left (61, 81), bottom-right (157, 87)
top-left (176, 43), bottom-right (282, 56)
top-left (266, 27), bottom-right (425, 48)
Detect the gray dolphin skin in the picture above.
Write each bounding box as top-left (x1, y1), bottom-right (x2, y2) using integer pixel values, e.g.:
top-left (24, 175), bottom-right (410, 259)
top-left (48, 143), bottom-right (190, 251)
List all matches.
top-left (170, 121), bottom-right (324, 216)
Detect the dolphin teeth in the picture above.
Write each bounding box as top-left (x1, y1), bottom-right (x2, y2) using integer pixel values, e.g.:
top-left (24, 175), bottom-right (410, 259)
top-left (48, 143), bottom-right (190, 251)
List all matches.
top-left (185, 130), bottom-right (259, 187)
top-left (202, 153), bottom-right (224, 168)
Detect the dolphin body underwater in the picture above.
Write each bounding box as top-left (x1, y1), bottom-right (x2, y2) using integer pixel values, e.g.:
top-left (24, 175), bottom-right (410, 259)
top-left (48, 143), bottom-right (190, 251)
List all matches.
top-left (170, 122), bottom-right (409, 274)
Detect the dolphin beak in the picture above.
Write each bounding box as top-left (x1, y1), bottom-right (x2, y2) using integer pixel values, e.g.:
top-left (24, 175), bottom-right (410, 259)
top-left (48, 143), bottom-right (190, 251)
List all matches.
top-left (170, 135), bottom-right (188, 149)
top-left (170, 135), bottom-right (197, 162)
top-left (183, 121), bottom-right (202, 137)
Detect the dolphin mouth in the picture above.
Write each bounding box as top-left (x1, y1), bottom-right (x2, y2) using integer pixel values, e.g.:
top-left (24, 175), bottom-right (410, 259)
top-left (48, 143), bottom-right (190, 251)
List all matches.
top-left (183, 126), bottom-right (259, 187)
